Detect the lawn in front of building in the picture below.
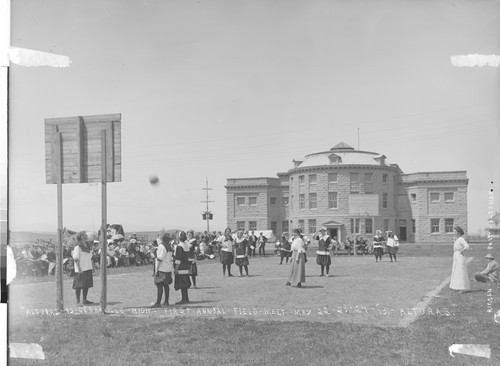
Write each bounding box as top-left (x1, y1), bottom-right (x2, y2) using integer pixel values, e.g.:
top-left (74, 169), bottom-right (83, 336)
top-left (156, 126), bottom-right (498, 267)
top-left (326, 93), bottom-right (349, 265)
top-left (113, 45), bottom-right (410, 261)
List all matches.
top-left (8, 243), bottom-right (500, 365)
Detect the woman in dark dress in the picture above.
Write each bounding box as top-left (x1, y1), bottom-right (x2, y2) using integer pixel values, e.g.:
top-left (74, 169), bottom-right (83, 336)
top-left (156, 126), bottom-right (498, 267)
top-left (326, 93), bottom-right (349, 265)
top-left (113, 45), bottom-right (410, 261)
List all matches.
top-left (174, 231), bottom-right (191, 304)
top-left (280, 232), bottom-right (292, 264)
top-left (187, 230), bottom-right (198, 288)
top-left (234, 230), bottom-right (249, 276)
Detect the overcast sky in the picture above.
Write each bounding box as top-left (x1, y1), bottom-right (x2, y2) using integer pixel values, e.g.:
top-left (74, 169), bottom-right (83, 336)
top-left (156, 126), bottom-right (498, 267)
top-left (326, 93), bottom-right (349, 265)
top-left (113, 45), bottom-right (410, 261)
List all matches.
top-left (8, 0), bottom-right (500, 235)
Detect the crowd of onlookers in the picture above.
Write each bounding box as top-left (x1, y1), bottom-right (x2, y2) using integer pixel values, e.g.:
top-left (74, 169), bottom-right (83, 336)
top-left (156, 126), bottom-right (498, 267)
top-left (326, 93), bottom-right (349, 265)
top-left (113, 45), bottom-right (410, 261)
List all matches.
top-left (13, 230), bottom-right (244, 278)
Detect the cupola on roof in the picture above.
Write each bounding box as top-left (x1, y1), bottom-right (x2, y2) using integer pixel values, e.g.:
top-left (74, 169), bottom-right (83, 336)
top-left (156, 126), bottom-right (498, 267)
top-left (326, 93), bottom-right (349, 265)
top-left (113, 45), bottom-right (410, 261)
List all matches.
top-left (289, 142), bottom-right (395, 170)
top-left (330, 142), bottom-right (354, 150)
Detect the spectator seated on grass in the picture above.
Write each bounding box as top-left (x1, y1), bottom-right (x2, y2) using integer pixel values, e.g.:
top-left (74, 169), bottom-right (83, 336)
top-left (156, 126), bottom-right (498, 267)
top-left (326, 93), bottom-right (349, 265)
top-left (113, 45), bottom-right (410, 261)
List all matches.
top-left (119, 243), bottom-right (130, 267)
top-left (474, 254), bottom-right (499, 283)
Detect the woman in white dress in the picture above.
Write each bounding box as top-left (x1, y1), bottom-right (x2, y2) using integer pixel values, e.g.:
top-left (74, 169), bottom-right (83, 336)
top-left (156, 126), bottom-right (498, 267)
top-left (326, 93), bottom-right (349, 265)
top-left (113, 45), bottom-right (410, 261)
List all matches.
top-left (286, 228), bottom-right (306, 288)
top-left (449, 226), bottom-right (470, 292)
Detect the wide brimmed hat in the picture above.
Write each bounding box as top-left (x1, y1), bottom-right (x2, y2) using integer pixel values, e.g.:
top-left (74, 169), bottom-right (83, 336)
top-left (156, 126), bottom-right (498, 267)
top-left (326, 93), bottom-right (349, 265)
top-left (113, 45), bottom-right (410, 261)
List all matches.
top-left (112, 234), bottom-right (124, 241)
top-left (485, 254), bottom-right (494, 260)
top-left (320, 227), bottom-right (327, 231)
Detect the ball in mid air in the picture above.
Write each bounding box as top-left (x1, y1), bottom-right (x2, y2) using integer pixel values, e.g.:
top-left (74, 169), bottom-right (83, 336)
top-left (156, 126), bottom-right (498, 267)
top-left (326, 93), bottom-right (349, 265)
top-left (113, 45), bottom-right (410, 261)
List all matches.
top-left (149, 175), bottom-right (160, 185)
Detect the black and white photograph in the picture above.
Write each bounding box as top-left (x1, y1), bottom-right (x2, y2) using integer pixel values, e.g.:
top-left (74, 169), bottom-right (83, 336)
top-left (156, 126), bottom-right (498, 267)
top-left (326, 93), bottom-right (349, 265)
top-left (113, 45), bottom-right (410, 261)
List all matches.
top-left (4, 0), bottom-right (500, 365)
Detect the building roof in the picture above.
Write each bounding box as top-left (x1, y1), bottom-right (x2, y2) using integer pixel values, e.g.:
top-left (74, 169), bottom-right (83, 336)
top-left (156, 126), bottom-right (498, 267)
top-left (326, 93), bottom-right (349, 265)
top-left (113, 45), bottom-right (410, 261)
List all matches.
top-left (291, 142), bottom-right (395, 170)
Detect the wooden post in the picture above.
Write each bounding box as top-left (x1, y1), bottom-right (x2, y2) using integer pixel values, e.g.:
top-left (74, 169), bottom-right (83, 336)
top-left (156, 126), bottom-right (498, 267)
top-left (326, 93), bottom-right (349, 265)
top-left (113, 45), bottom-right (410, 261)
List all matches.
top-left (55, 131), bottom-right (64, 312)
top-left (100, 130), bottom-right (107, 313)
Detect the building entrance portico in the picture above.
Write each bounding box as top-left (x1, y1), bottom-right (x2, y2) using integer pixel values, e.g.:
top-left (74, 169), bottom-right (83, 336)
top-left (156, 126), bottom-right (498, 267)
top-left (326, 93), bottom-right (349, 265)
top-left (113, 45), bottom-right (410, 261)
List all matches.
top-left (323, 220), bottom-right (344, 242)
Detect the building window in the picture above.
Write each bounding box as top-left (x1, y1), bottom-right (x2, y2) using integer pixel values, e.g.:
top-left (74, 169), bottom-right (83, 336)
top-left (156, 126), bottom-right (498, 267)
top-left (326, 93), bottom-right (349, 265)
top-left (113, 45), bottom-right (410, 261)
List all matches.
top-left (383, 193), bottom-right (388, 209)
top-left (282, 221), bottom-right (289, 233)
top-left (412, 219), bottom-right (416, 234)
top-left (299, 175), bottom-right (305, 185)
top-left (399, 219), bottom-right (406, 228)
top-left (249, 197), bottom-right (257, 206)
top-left (445, 218), bottom-right (454, 233)
top-left (444, 192), bottom-right (454, 202)
top-left (383, 174), bottom-right (388, 183)
top-left (237, 221), bottom-right (245, 231)
top-left (282, 196), bottom-right (289, 206)
top-left (350, 218), bottom-right (360, 234)
top-left (236, 197), bottom-right (245, 206)
top-left (350, 173), bottom-right (359, 193)
top-left (328, 192), bottom-right (338, 209)
top-left (364, 173), bottom-right (373, 193)
top-left (430, 193), bottom-right (440, 202)
top-left (309, 193), bottom-right (317, 209)
top-left (271, 221), bottom-right (277, 234)
top-left (270, 197), bottom-right (277, 205)
top-left (328, 173), bottom-right (338, 183)
top-left (411, 193), bottom-right (416, 202)
top-left (309, 174), bottom-right (317, 185)
top-left (298, 220), bottom-right (305, 232)
top-left (384, 219), bottom-right (389, 233)
top-left (308, 219), bottom-right (316, 234)
top-left (249, 221), bottom-right (257, 231)
top-left (299, 194), bottom-right (305, 209)
top-left (431, 219), bottom-right (440, 233)
top-left (365, 218), bottom-right (373, 234)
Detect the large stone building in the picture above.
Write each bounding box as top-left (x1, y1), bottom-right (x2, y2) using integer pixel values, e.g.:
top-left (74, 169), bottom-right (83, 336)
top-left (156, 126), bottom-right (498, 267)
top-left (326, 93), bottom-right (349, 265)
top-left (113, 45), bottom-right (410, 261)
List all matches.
top-left (226, 142), bottom-right (468, 243)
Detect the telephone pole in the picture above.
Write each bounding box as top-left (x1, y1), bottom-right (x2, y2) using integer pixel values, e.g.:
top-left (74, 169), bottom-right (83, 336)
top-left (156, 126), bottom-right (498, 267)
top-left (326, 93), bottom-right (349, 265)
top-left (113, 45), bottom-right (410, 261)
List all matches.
top-left (201, 177), bottom-right (214, 232)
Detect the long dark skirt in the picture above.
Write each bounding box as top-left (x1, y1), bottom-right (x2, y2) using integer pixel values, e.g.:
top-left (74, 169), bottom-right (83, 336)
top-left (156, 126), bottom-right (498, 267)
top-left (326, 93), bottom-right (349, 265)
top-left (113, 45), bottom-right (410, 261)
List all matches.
top-left (235, 256), bottom-right (249, 266)
top-left (387, 246), bottom-right (397, 255)
top-left (189, 262), bottom-right (198, 276)
top-left (220, 251), bottom-right (234, 265)
top-left (72, 270), bottom-right (93, 289)
top-left (316, 254), bottom-right (331, 266)
top-left (174, 273), bottom-right (191, 291)
top-left (281, 250), bottom-right (292, 258)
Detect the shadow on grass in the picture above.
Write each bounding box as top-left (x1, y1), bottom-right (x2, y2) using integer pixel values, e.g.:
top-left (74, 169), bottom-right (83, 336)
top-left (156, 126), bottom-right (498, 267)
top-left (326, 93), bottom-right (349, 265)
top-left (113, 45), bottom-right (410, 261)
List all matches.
top-left (327, 274), bottom-right (350, 277)
top-left (193, 286), bottom-right (220, 290)
top-left (459, 289), bottom-right (488, 294)
top-left (178, 300), bottom-right (221, 308)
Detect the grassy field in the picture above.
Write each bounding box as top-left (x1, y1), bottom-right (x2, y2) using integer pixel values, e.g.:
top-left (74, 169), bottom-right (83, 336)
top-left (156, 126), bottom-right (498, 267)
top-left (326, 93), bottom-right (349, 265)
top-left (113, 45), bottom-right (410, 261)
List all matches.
top-left (8, 244), bottom-right (500, 365)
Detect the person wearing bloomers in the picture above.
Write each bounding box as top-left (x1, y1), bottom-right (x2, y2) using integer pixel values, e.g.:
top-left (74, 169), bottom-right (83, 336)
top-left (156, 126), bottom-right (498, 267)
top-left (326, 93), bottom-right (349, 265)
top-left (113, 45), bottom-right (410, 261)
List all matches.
top-left (279, 232), bottom-right (292, 265)
top-left (174, 231), bottom-right (191, 304)
top-left (373, 230), bottom-right (384, 262)
top-left (313, 227), bottom-right (332, 276)
top-left (72, 231), bottom-right (94, 306)
top-left (151, 233), bottom-right (173, 308)
top-left (449, 226), bottom-right (470, 292)
top-left (385, 231), bottom-right (399, 262)
top-left (220, 228), bottom-right (235, 277)
top-left (234, 230), bottom-right (250, 277)
top-left (286, 228), bottom-right (306, 288)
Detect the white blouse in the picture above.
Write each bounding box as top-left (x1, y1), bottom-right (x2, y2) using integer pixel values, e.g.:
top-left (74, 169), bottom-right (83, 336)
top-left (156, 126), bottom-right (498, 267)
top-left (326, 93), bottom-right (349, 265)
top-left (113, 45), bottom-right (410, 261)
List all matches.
top-left (291, 237), bottom-right (305, 253)
top-left (155, 244), bottom-right (173, 273)
top-left (72, 245), bottom-right (93, 272)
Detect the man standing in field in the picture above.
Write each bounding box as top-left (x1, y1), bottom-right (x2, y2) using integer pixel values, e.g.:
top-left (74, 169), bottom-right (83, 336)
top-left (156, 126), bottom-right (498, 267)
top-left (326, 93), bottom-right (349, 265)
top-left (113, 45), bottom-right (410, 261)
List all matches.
top-left (474, 254), bottom-right (499, 283)
top-left (258, 232), bottom-right (267, 257)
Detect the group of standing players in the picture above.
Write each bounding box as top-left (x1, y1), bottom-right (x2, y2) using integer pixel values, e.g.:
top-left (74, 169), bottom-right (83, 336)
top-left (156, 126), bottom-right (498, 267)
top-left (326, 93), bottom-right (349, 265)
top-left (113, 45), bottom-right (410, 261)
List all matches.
top-left (150, 226), bottom-right (399, 307)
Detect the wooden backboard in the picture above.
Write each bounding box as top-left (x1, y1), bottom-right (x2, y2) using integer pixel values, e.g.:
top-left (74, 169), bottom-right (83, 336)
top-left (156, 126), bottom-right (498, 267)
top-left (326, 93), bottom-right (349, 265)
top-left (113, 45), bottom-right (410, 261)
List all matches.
top-left (44, 114), bottom-right (121, 183)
